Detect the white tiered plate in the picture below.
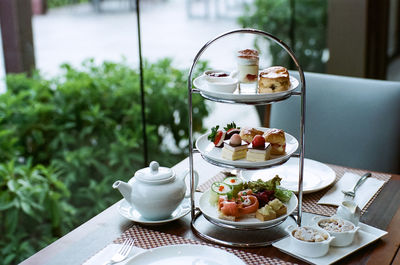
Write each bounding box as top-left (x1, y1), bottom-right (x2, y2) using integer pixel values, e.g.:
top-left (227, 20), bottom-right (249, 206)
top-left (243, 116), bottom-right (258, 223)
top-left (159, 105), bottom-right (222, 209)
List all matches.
top-left (126, 244), bottom-right (246, 265)
top-left (240, 157), bottom-right (336, 194)
top-left (199, 190), bottom-right (297, 228)
top-left (195, 129), bottom-right (298, 169)
top-left (193, 75), bottom-right (299, 103)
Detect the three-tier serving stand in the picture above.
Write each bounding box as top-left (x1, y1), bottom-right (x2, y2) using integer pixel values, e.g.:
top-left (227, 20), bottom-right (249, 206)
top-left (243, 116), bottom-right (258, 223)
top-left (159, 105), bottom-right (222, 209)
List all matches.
top-left (187, 29), bottom-right (306, 247)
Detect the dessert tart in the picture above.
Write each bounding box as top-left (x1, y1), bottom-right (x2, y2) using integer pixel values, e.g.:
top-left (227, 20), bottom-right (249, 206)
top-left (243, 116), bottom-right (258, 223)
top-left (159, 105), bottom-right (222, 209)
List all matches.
top-left (221, 135), bottom-right (248, 161)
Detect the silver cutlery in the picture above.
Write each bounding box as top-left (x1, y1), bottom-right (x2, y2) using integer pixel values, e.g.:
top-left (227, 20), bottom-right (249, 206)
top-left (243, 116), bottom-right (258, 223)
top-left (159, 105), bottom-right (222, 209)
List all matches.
top-left (342, 172), bottom-right (371, 198)
top-left (103, 238), bottom-right (135, 265)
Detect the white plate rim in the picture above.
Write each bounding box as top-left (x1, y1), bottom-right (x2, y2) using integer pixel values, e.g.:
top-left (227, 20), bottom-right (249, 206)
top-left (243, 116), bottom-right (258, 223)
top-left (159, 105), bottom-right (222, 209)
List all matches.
top-left (195, 129), bottom-right (299, 168)
top-left (117, 198), bottom-right (190, 224)
top-left (193, 75), bottom-right (299, 102)
top-left (199, 189), bottom-right (298, 228)
top-left (240, 157), bottom-right (337, 194)
top-left (126, 244), bottom-right (246, 265)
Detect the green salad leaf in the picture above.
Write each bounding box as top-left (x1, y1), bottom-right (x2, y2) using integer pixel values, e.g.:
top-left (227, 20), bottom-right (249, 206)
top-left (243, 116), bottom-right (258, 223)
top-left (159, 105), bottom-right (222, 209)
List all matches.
top-left (243, 175), bottom-right (292, 202)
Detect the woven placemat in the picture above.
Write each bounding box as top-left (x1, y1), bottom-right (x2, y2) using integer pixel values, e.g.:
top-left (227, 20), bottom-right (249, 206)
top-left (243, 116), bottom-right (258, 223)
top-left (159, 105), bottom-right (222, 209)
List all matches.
top-left (197, 166), bottom-right (391, 217)
top-left (114, 225), bottom-right (296, 265)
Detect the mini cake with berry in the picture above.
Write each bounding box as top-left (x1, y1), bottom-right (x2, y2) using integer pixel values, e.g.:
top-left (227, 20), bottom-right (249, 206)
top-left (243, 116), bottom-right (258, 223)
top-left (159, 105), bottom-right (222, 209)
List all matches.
top-left (246, 135), bottom-right (272, 162)
top-left (221, 134), bottom-right (248, 160)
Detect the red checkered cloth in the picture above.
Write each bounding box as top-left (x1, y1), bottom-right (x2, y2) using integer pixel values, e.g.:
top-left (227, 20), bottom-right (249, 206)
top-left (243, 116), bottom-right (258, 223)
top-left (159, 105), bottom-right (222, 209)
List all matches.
top-left (114, 225), bottom-right (296, 265)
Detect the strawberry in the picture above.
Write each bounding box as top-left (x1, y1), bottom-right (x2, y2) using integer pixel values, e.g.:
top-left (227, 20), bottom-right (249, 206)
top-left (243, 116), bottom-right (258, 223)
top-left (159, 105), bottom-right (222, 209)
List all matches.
top-left (252, 135), bottom-right (265, 149)
top-left (208, 126), bottom-right (226, 147)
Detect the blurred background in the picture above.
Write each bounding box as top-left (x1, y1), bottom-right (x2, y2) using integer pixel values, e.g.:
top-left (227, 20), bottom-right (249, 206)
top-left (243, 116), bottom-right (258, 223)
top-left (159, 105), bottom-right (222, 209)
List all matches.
top-left (0, 0), bottom-right (399, 263)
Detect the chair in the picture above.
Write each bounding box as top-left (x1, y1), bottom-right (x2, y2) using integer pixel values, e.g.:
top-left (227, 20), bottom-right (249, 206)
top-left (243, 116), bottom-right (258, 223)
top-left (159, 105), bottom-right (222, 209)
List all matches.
top-left (269, 71), bottom-right (400, 174)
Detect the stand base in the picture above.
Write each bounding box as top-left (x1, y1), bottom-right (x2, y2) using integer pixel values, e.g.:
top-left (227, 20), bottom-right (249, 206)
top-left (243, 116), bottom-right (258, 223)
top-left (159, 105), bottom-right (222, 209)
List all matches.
top-left (191, 211), bottom-right (297, 247)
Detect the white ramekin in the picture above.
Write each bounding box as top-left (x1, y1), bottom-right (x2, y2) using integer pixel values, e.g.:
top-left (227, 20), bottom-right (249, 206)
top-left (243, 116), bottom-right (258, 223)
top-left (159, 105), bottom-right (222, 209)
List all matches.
top-left (286, 225), bottom-right (334, 258)
top-left (314, 216), bottom-right (359, 247)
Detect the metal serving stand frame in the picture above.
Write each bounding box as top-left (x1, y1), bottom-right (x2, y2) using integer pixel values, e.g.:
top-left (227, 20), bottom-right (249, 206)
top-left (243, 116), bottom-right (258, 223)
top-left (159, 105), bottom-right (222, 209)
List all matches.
top-left (187, 28), bottom-right (306, 247)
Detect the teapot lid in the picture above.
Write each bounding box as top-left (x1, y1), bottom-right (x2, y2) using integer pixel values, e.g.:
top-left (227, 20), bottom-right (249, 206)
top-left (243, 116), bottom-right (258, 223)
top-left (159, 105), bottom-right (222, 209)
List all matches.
top-left (134, 161), bottom-right (174, 183)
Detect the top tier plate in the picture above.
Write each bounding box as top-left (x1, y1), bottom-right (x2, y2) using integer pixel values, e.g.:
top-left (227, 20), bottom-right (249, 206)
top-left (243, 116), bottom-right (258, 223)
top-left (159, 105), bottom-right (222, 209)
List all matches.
top-left (193, 75), bottom-right (299, 104)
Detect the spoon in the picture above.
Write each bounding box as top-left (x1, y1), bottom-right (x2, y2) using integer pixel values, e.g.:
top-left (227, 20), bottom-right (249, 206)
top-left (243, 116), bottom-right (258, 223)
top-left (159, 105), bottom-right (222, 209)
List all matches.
top-left (342, 172), bottom-right (371, 198)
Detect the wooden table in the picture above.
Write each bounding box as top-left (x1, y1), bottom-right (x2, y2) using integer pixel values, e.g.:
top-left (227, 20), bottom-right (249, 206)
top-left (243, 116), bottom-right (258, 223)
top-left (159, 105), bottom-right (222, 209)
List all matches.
top-left (20, 154), bottom-right (400, 265)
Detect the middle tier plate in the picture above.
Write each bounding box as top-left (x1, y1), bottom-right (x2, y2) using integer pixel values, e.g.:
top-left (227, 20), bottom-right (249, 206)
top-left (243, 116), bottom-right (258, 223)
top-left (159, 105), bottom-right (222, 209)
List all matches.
top-left (195, 129), bottom-right (299, 169)
top-left (199, 190), bottom-right (298, 229)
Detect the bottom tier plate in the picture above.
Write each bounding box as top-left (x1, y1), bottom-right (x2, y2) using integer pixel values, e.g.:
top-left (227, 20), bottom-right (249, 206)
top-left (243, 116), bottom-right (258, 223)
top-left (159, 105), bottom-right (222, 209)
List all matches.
top-left (191, 211), bottom-right (297, 247)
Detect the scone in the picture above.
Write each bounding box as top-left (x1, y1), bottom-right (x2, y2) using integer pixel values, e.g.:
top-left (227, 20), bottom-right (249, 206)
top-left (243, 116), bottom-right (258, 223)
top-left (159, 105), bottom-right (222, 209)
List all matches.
top-left (263, 128), bottom-right (286, 155)
top-left (239, 127), bottom-right (264, 143)
top-left (258, 66), bottom-right (290, 93)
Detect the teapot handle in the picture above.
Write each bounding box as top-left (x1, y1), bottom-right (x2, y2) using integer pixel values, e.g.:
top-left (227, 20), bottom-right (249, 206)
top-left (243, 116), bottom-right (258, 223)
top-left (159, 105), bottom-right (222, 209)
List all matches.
top-left (181, 169), bottom-right (199, 198)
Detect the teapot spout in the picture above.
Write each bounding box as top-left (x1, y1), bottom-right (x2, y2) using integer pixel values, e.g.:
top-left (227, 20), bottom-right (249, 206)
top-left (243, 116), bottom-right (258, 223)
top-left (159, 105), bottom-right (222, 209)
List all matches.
top-left (113, 180), bottom-right (132, 204)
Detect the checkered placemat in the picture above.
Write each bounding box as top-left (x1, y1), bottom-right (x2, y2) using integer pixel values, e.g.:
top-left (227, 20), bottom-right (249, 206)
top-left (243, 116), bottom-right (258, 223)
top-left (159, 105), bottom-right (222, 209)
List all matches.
top-left (197, 166), bottom-right (391, 217)
top-left (114, 225), bottom-right (296, 265)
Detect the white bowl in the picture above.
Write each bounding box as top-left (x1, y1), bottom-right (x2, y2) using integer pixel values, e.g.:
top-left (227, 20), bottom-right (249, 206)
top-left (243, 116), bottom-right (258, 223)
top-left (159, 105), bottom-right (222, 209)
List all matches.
top-left (314, 216), bottom-right (359, 247)
top-left (205, 77), bottom-right (238, 93)
top-left (203, 69), bottom-right (231, 82)
top-left (286, 225), bottom-right (334, 258)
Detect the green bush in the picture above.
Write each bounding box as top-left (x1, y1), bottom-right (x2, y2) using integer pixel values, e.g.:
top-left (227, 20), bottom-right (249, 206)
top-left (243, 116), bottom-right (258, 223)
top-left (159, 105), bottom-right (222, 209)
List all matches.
top-left (238, 0), bottom-right (327, 72)
top-left (47, 0), bottom-right (88, 9)
top-left (0, 58), bottom-right (208, 264)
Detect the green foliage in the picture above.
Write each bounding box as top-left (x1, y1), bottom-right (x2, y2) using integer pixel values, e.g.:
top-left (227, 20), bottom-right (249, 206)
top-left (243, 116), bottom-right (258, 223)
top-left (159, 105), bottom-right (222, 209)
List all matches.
top-left (0, 58), bottom-right (208, 264)
top-left (238, 0), bottom-right (327, 72)
top-left (47, 0), bottom-right (88, 9)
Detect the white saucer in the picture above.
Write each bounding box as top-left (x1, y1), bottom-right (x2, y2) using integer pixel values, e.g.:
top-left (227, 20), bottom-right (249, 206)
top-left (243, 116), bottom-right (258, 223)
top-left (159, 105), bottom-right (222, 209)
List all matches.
top-left (117, 198), bottom-right (191, 224)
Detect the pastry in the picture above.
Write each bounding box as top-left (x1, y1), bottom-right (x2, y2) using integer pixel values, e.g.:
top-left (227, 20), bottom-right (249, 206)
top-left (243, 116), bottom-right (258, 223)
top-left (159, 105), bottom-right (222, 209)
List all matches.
top-left (246, 135), bottom-right (271, 162)
top-left (247, 142), bottom-right (272, 162)
top-left (268, 198), bottom-right (287, 217)
top-left (239, 127), bottom-right (264, 143)
top-left (256, 205), bottom-right (276, 221)
top-left (237, 49), bottom-right (259, 83)
top-left (258, 66), bottom-right (290, 93)
top-left (221, 135), bottom-right (248, 160)
top-left (263, 128), bottom-right (286, 155)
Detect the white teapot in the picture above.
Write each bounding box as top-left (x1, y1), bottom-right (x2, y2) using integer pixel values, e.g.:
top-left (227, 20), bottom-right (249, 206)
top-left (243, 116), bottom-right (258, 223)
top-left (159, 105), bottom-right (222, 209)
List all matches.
top-left (113, 161), bottom-right (199, 220)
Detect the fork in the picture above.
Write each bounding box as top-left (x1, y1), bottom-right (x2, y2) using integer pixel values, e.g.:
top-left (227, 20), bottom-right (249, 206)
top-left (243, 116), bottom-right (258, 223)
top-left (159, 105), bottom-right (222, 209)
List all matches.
top-left (103, 238), bottom-right (135, 265)
top-left (342, 172), bottom-right (371, 198)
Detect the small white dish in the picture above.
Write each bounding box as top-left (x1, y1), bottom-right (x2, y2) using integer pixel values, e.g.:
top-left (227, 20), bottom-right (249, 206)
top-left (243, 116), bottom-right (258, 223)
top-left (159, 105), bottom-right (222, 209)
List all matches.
top-left (199, 189), bottom-right (297, 228)
top-left (204, 77), bottom-right (238, 93)
top-left (126, 244), bottom-right (246, 265)
top-left (117, 198), bottom-right (190, 225)
top-left (286, 225), bottom-right (334, 258)
top-left (314, 216), bottom-right (359, 247)
top-left (273, 222), bottom-right (387, 265)
top-left (195, 128), bottom-right (298, 169)
top-left (203, 69), bottom-right (232, 82)
top-left (240, 157), bottom-right (336, 194)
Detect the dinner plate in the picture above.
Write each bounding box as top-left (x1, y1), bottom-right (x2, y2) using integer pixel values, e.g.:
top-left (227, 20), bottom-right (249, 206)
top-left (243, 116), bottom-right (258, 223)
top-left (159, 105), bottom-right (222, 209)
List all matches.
top-left (117, 198), bottom-right (190, 225)
top-left (240, 157), bottom-right (336, 194)
top-left (273, 222), bottom-right (387, 265)
top-left (126, 244), bottom-right (246, 265)
top-left (193, 74), bottom-right (299, 103)
top-left (195, 128), bottom-right (298, 169)
top-left (199, 190), bottom-right (297, 228)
